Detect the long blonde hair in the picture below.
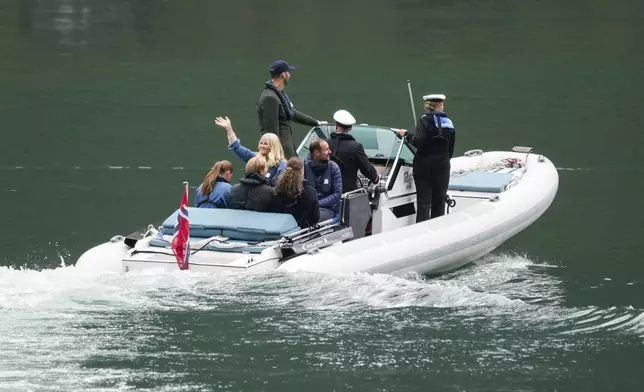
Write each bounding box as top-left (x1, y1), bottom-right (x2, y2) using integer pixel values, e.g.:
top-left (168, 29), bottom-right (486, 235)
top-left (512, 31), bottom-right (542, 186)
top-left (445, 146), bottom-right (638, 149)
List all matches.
top-left (260, 133), bottom-right (285, 167)
top-left (201, 160), bottom-right (233, 196)
top-left (275, 157), bottom-right (304, 200)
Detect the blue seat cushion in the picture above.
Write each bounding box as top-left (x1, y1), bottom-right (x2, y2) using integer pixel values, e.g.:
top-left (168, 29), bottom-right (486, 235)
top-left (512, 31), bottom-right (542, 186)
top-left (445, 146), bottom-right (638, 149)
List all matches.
top-left (160, 207), bottom-right (300, 241)
top-left (448, 171), bottom-right (513, 193)
top-left (149, 236), bottom-right (266, 254)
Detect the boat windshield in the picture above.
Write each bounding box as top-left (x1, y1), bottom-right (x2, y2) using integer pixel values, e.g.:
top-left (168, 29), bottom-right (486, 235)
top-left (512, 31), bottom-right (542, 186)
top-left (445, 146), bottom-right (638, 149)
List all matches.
top-left (297, 124), bottom-right (415, 163)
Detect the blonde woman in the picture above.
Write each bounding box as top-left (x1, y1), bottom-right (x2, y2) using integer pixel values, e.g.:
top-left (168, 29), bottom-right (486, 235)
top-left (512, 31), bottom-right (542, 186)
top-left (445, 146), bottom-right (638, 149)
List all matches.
top-left (215, 116), bottom-right (286, 186)
top-left (229, 156), bottom-right (276, 212)
top-left (194, 160), bottom-right (234, 208)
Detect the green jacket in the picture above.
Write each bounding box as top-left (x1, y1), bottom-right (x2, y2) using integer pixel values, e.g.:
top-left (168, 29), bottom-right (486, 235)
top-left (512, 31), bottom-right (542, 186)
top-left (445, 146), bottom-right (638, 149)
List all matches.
top-left (257, 83), bottom-right (318, 158)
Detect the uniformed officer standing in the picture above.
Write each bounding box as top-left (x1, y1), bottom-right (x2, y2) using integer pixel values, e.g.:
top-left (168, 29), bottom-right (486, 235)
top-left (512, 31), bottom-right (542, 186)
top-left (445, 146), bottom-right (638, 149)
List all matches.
top-left (328, 109), bottom-right (380, 193)
top-left (398, 94), bottom-right (456, 222)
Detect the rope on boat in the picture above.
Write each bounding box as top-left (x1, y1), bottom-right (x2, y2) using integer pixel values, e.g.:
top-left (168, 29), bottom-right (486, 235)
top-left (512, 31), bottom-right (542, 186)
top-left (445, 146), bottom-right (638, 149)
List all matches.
top-left (446, 195), bottom-right (456, 214)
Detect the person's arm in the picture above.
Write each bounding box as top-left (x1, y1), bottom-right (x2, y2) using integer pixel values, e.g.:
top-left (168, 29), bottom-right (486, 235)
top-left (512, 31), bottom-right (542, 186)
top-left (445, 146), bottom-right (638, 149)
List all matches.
top-left (215, 116), bottom-right (257, 163)
top-left (318, 162), bottom-right (342, 208)
top-left (355, 144), bottom-right (379, 183)
top-left (194, 186), bottom-right (202, 207)
top-left (274, 161), bottom-right (287, 182)
top-left (404, 116), bottom-right (429, 148)
top-left (228, 139), bottom-right (256, 163)
top-left (304, 185), bottom-right (320, 225)
top-left (293, 109), bottom-right (319, 127)
top-left (449, 129), bottom-right (456, 159)
top-left (215, 116), bottom-right (240, 145)
top-left (261, 187), bottom-right (277, 212)
top-left (221, 190), bottom-right (232, 209)
top-left (214, 183), bottom-right (233, 208)
top-left (259, 95), bottom-right (281, 134)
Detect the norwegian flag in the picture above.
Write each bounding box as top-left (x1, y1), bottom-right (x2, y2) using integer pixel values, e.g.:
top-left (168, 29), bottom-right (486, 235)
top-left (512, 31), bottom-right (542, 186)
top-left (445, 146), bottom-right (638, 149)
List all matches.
top-left (171, 182), bottom-right (190, 270)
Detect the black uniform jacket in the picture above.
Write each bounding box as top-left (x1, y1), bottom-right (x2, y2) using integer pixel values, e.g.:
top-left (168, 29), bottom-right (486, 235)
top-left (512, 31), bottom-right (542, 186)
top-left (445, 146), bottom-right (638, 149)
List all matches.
top-left (405, 111), bottom-right (456, 164)
top-left (328, 131), bottom-right (379, 193)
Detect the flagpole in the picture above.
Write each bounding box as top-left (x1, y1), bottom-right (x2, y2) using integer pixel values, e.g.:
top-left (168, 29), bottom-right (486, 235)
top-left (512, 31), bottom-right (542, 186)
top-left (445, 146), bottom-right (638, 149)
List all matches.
top-left (183, 181), bottom-right (189, 196)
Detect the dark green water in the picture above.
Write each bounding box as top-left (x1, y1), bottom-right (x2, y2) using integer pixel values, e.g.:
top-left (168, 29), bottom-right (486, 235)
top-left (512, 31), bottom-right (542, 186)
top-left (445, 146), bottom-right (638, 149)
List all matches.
top-left (1, 0), bottom-right (643, 390)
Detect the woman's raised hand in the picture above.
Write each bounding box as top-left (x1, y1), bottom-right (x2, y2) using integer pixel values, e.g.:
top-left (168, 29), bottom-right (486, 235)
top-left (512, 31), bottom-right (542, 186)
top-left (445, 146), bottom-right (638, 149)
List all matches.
top-left (214, 116), bottom-right (232, 130)
top-left (215, 116), bottom-right (238, 145)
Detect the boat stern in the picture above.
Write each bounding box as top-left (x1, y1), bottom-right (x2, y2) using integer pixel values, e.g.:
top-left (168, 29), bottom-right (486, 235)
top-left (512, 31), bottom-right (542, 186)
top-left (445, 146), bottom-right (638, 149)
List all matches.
top-left (75, 236), bottom-right (131, 273)
top-left (122, 246), bottom-right (283, 274)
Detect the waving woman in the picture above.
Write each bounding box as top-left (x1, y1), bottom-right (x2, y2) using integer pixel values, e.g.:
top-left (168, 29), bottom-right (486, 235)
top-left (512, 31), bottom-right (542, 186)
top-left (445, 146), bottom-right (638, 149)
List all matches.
top-left (215, 116), bottom-right (286, 186)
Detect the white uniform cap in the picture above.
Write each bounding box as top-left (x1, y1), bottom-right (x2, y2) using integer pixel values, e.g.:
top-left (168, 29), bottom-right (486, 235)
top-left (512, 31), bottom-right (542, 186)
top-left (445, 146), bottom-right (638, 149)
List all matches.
top-left (333, 109), bottom-right (356, 126)
top-left (422, 94), bottom-right (446, 102)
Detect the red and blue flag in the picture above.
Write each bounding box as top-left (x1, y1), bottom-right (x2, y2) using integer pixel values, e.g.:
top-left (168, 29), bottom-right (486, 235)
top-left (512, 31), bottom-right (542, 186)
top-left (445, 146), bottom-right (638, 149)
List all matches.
top-left (171, 183), bottom-right (190, 270)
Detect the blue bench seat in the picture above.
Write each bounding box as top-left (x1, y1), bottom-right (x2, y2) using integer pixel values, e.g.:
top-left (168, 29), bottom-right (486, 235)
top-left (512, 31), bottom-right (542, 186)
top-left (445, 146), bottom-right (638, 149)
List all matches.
top-left (448, 171), bottom-right (514, 193)
top-left (160, 207), bottom-right (300, 241)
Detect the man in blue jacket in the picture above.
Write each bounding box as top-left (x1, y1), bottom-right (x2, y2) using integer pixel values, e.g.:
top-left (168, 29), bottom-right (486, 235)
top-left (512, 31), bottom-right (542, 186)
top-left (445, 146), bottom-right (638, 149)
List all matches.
top-left (304, 139), bottom-right (342, 222)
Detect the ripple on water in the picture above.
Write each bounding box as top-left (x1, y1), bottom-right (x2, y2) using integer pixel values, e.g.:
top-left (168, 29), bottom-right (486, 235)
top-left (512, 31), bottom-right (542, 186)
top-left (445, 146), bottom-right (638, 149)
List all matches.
top-left (0, 253), bottom-right (643, 391)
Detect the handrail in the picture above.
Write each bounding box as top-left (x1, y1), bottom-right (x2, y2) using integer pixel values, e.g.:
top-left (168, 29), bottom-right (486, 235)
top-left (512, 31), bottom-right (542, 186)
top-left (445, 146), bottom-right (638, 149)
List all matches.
top-left (280, 219), bottom-right (337, 243)
top-left (341, 187), bottom-right (368, 199)
top-left (384, 136), bottom-right (406, 192)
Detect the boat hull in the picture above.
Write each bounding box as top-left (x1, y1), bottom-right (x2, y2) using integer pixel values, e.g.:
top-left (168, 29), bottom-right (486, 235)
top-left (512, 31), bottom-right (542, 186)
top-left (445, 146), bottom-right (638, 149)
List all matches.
top-left (75, 149), bottom-right (558, 277)
top-left (279, 151), bottom-right (558, 276)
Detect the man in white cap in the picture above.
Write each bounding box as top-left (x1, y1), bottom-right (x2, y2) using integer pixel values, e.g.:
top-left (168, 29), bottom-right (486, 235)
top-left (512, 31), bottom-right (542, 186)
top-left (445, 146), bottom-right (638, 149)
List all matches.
top-left (328, 109), bottom-right (379, 193)
top-left (398, 93), bottom-right (456, 222)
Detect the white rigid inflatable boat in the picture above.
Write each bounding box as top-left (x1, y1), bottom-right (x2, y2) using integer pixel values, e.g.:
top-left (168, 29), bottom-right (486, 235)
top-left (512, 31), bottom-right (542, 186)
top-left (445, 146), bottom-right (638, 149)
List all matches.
top-left (75, 124), bottom-right (559, 276)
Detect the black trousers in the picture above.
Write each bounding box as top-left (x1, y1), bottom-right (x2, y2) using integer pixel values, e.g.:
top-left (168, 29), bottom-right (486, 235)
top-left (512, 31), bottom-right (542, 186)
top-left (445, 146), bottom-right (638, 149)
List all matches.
top-left (413, 159), bottom-right (451, 223)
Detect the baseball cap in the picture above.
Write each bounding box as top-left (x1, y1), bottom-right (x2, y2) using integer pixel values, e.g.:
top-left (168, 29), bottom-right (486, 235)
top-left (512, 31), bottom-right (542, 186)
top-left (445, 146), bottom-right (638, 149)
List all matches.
top-left (269, 60), bottom-right (296, 76)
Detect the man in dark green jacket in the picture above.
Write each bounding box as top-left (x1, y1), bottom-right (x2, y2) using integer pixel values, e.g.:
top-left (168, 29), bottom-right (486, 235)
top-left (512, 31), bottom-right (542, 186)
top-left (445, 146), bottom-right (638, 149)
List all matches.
top-left (257, 60), bottom-right (327, 158)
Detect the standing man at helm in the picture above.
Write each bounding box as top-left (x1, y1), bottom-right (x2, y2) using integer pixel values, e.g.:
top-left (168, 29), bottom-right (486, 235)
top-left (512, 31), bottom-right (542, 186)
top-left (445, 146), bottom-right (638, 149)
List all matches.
top-left (398, 93), bottom-right (456, 222)
top-left (257, 60), bottom-right (327, 159)
top-left (328, 109), bottom-right (380, 193)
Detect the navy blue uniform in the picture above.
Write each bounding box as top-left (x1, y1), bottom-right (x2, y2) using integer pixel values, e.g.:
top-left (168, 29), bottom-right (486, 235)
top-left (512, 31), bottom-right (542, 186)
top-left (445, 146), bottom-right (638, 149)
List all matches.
top-left (405, 111), bottom-right (456, 222)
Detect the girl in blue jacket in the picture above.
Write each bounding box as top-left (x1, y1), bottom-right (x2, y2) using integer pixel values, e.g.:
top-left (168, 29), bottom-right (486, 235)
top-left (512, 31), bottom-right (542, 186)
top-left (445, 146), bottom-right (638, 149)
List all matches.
top-left (215, 116), bottom-right (287, 186)
top-left (194, 160), bottom-right (234, 208)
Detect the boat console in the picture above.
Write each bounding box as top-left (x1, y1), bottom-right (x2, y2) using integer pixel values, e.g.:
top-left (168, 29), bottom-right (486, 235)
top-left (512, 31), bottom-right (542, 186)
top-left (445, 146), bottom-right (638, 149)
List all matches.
top-left (296, 124), bottom-right (420, 236)
top-left (297, 124), bottom-right (416, 200)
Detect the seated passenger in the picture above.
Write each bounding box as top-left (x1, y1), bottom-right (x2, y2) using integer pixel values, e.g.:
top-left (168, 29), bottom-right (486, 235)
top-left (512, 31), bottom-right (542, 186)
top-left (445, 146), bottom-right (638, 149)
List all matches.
top-left (230, 156), bottom-right (276, 212)
top-left (215, 115), bottom-right (286, 186)
top-left (304, 139), bottom-right (342, 221)
top-left (194, 160), bottom-right (233, 208)
top-left (274, 157), bottom-right (320, 227)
